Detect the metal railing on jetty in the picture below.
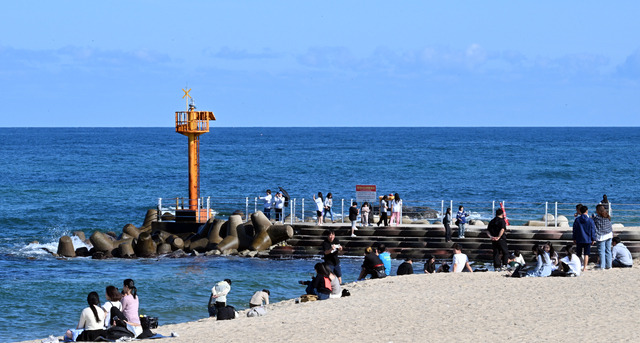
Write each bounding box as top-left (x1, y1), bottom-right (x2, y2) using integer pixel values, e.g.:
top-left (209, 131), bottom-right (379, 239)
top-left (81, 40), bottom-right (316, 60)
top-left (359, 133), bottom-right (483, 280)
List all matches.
top-left (156, 197), bottom-right (640, 227)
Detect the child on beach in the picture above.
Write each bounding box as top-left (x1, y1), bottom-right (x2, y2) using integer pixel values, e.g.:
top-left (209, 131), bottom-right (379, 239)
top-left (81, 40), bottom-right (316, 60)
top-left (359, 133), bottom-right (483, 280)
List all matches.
top-left (553, 244), bottom-right (581, 276)
top-left (452, 243), bottom-right (473, 273)
top-left (349, 202), bottom-right (359, 237)
top-left (361, 202), bottom-right (370, 226)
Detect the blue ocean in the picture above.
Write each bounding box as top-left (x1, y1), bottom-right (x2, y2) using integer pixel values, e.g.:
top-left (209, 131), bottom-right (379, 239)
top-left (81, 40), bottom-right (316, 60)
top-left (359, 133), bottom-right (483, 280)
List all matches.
top-left (0, 127), bottom-right (639, 342)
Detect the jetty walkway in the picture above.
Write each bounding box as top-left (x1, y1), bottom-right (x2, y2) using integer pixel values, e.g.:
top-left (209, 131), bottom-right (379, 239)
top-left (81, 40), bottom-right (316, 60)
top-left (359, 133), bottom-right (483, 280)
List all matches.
top-left (271, 223), bottom-right (640, 261)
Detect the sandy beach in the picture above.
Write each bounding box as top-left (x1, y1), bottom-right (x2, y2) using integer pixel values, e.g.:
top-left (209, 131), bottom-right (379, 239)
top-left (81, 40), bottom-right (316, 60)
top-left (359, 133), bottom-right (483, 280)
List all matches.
top-left (23, 261), bottom-right (640, 343)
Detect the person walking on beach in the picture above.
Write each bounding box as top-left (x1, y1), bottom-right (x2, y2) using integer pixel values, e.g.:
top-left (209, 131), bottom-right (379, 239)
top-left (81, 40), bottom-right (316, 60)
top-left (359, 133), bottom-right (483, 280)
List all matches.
top-left (456, 206), bottom-right (469, 238)
top-left (349, 202), bottom-right (359, 237)
top-left (390, 193), bottom-right (402, 226)
top-left (208, 279), bottom-right (232, 316)
top-left (377, 195), bottom-right (389, 226)
top-left (452, 243), bottom-right (473, 273)
top-left (443, 207), bottom-right (453, 242)
top-left (273, 192), bottom-right (285, 222)
top-left (487, 209), bottom-right (509, 270)
top-left (313, 192), bottom-right (324, 225)
top-left (572, 205), bottom-right (596, 272)
top-left (259, 189), bottom-right (273, 220)
top-left (323, 192), bottom-right (335, 223)
top-left (593, 204), bottom-right (613, 269)
top-left (322, 229), bottom-right (343, 284)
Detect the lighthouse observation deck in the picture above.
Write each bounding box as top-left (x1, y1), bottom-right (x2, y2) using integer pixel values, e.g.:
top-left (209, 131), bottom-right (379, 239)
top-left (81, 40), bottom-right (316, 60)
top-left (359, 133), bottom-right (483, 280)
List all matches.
top-left (175, 111), bottom-right (216, 135)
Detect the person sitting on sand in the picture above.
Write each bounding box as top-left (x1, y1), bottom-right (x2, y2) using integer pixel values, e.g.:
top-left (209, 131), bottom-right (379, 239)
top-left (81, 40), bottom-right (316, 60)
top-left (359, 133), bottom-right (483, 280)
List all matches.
top-left (209, 279), bottom-right (232, 317)
top-left (544, 241), bottom-right (559, 270)
top-left (325, 262), bottom-right (342, 299)
top-left (102, 285), bottom-right (122, 328)
top-left (249, 289), bottom-right (270, 308)
top-left (121, 279), bottom-right (142, 337)
top-left (73, 291), bottom-right (107, 341)
top-left (301, 263), bottom-right (332, 300)
top-left (552, 244), bottom-right (581, 276)
top-left (424, 255), bottom-right (436, 274)
top-left (378, 244), bottom-right (391, 276)
top-left (452, 243), bottom-right (473, 273)
top-left (397, 258), bottom-right (414, 275)
top-left (611, 237), bottom-right (633, 268)
top-left (526, 244), bottom-right (553, 277)
top-left (358, 247), bottom-right (386, 280)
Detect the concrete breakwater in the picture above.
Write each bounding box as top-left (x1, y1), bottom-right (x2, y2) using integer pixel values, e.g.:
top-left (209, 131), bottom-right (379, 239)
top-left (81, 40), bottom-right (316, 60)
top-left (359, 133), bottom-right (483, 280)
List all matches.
top-left (54, 210), bottom-right (293, 259)
top-left (272, 223), bottom-right (640, 262)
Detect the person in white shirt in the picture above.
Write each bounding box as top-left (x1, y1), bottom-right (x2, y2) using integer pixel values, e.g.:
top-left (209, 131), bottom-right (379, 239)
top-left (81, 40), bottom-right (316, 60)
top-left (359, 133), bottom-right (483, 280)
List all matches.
top-left (208, 279), bottom-right (232, 317)
top-left (554, 244), bottom-right (582, 276)
top-left (452, 243), bottom-right (473, 273)
top-left (102, 285), bottom-right (123, 328)
top-left (313, 192), bottom-right (325, 225)
top-left (259, 189), bottom-right (273, 220)
top-left (612, 237), bottom-right (633, 268)
top-left (273, 192), bottom-right (285, 222)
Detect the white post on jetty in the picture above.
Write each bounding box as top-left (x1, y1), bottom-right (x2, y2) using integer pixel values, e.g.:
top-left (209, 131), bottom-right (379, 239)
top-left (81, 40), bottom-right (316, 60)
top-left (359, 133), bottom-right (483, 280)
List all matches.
top-left (302, 198), bottom-right (305, 222)
top-left (545, 202), bottom-right (548, 226)
top-left (341, 199), bottom-right (345, 223)
top-left (554, 202), bottom-right (558, 227)
top-left (206, 197), bottom-right (210, 220)
top-left (450, 200), bottom-right (453, 215)
top-left (441, 200), bottom-right (444, 216)
top-left (245, 197), bottom-right (249, 221)
top-left (290, 199), bottom-right (294, 224)
top-left (158, 198), bottom-right (163, 222)
top-left (492, 201), bottom-right (495, 216)
top-left (197, 198), bottom-right (201, 222)
top-left (254, 197), bottom-right (257, 215)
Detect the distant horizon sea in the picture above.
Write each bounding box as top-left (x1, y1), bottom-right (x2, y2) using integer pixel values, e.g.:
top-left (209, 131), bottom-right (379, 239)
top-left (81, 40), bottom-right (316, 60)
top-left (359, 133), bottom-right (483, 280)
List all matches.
top-left (1, 127), bottom-right (639, 342)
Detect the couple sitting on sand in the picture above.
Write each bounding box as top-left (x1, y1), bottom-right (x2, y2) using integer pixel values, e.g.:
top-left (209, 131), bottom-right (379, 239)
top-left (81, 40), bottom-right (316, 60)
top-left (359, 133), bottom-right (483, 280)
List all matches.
top-left (301, 262), bottom-right (343, 300)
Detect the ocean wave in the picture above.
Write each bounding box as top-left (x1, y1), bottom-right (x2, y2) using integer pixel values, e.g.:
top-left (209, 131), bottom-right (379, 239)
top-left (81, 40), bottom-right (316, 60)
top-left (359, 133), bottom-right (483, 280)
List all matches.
top-left (15, 234), bottom-right (92, 258)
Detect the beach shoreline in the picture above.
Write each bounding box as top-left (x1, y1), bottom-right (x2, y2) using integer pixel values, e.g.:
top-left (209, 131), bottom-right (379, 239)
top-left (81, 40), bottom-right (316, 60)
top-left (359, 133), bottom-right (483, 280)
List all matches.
top-left (20, 260), bottom-right (640, 343)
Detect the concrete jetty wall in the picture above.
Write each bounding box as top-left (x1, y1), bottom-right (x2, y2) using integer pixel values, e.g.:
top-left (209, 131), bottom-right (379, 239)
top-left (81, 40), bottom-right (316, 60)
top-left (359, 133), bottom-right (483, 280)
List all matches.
top-left (272, 223), bottom-right (640, 261)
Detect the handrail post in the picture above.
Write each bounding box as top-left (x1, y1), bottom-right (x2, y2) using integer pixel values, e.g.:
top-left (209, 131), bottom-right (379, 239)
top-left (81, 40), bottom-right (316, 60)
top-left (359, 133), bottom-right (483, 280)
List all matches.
top-left (254, 197), bottom-right (257, 215)
top-left (545, 202), bottom-right (548, 227)
top-left (492, 201), bottom-right (495, 217)
top-left (245, 197), bottom-right (249, 222)
top-left (292, 198), bottom-right (296, 223)
top-left (302, 198), bottom-right (305, 222)
top-left (341, 199), bottom-right (345, 223)
top-left (441, 200), bottom-right (444, 216)
top-left (197, 197), bottom-right (201, 222)
top-left (290, 199), bottom-right (294, 224)
top-left (206, 197), bottom-right (210, 220)
top-left (158, 198), bottom-right (163, 222)
top-left (450, 200), bottom-right (453, 215)
top-left (554, 202), bottom-right (558, 227)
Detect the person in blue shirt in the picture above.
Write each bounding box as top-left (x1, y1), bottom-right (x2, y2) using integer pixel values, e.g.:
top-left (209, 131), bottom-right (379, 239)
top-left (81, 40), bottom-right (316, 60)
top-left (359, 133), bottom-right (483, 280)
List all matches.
top-left (377, 244), bottom-right (391, 276)
top-left (456, 206), bottom-right (469, 238)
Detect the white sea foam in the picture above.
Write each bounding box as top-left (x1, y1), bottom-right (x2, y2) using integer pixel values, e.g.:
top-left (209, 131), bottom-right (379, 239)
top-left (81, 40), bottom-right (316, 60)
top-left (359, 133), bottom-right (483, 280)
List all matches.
top-left (16, 234), bottom-right (92, 257)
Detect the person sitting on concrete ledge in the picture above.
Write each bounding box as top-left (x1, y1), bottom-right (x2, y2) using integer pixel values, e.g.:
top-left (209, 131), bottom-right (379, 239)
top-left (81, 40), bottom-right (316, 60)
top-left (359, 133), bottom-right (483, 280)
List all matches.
top-left (611, 237), bottom-right (633, 268)
top-left (452, 243), bottom-right (473, 273)
top-left (397, 258), bottom-right (414, 275)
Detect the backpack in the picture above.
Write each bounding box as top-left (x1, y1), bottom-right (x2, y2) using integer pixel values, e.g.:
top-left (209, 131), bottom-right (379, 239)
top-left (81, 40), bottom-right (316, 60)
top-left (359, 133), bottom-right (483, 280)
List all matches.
top-left (247, 306), bottom-right (267, 317)
top-left (104, 326), bottom-right (135, 340)
top-left (217, 305), bottom-right (237, 320)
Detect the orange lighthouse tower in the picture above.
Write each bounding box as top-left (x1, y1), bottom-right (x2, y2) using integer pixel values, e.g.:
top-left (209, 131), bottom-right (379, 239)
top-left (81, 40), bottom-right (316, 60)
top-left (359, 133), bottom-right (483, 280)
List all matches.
top-left (174, 88), bottom-right (216, 221)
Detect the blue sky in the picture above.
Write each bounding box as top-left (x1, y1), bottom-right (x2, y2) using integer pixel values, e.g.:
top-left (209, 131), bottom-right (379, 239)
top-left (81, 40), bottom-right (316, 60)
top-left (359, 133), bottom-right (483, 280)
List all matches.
top-left (1, 1), bottom-right (639, 127)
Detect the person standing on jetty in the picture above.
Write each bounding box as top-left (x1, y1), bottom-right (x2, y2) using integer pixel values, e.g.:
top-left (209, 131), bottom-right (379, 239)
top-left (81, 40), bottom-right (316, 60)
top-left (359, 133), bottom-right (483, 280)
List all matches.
top-left (443, 207), bottom-right (453, 242)
top-left (593, 204), bottom-right (613, 269)
top-left (323, 192), bottom-right (335, 223)
top-left (377, 195), bottom-right (389, 226)
top-left (349, 202), bottom-right (359, 237)
top-left (487, 209), bottom-right (509, 271)
top-left (259, 189), bottom-right (273, 220)
top-left (208, 279), bottom-right (232, 316)
top-left (313, 192), bottom-right (325, 225)
top-left (390, 193), bottom-right (402, 226)
top-left (456, 206), bottom-right (469, 238)
top-left (572, 205), bottom-right (596, 271)
top-left (273, 192), bottom-right (285, 222)
top-left (361, 202), bottom-right (371, 226)
top-left (322, 229), bottom-right (343, 284)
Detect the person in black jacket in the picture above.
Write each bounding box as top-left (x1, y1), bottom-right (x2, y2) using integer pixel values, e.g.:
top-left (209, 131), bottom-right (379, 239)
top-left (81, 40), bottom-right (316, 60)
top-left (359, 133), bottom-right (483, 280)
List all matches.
top-left (397, 258), bottom-right (414, 275)
top-left (487, 208), bottom-right (509, 270)
top-left (301, 263), bottom-right (332, 300)
top-left (358, 247), bottom-right (386, 280)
